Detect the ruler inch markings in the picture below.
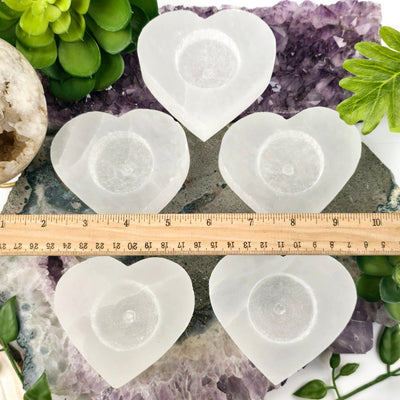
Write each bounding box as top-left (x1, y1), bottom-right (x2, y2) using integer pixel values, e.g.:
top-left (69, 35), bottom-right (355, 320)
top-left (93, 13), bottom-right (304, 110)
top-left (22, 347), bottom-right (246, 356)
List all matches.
top-left (0, 213), bottom-right (398, 256)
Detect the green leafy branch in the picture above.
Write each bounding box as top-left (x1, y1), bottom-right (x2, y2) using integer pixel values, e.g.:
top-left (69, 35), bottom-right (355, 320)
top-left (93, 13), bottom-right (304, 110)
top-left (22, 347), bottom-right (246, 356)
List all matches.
top-left (0, 296), bottom-right (53, 400)
top-left (337, 26), bottom-right (400, 135)
top-left (355, 255), bottom-right (400, 323)
top-left (294, 325), bottom-right (400, 399)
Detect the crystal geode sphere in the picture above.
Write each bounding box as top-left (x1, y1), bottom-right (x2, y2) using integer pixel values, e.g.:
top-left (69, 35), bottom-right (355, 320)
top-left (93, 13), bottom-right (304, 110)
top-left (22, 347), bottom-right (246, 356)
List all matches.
top-left (0, 38), bottom-right (47, 184)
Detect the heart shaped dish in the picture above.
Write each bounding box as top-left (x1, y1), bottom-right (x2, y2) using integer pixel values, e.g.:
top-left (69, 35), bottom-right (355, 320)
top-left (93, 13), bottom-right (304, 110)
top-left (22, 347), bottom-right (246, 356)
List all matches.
top-left (50, 109), bottom-right (189, 213)
top-left (138, 9), bottom-right (276, 141)
top-left (209, 255), bottom-right (357, 385)
top-left (219, 107), bottom-right (362, 212)
top-left (358, 116), bottom-right (400, 184)
top-left (54, 257), bottom-right (194, 388)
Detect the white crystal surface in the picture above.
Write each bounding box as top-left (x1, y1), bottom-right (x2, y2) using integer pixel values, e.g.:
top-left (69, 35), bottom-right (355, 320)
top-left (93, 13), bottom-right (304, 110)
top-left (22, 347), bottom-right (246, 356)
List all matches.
top-left (209, 255), bottom-right (357, 385)
top-left (258, 130), bottom-right (324, 194)
top-left (50, 109), bottom-right (190, 213)
top-left (358, 116), bottom-right (400, 184)
top-left (88, 131), bottom-right (154, 194)
top-left (54, 257), bottom-right (194, 388)
top-left (0, 343), bottom-right (25, 400)
top-left (138, 10), bottom-right (276, 141)
top-left (219, 107), bottom-right (362, 212)
top-left (176, 29), bottom-right (240, 89)
top-left (91, 282), bottom-right (160, 351)
top-left (248, 274), bottom-right (317, 343)
top-left (0, 39), bottom-right (47, 184)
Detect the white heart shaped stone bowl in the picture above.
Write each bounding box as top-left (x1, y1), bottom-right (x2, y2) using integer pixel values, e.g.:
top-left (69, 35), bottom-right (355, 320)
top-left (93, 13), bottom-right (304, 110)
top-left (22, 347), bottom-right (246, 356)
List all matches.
top-left (50, 109), bottom-right (189, 213)
top-left (54, 257), bottom-right (194, 388)
top-left (138, 9), bottom-right (276, 141)
top-left (209, 255), bottom-right (357, 385)
top-left (358, 116), bottom-right (400, 184)
top-left (219, 107), bottom-right (362, 212)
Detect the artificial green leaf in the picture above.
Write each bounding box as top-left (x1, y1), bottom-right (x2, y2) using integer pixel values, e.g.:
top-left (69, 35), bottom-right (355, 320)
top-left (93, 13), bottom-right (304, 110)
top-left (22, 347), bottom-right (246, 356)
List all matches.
top-left (385, 302), bottom-right (400, 322)
top-left (0, 16), bottom-right (18, 30)
top-left (40, 60), bottom-right (70, 80)
top-left (88, 0), bottom-right (132, 32)
top-left (356, 41), bottom-right (400, 66)
top-left (122, 41), bottom-right (136, 53)
top-left (16, 24), bottom-right (54, 48)
top-left (19, 6), bottom-right (48, 35)
top-left (293, 380), bottom-right (328, 399)
top-left (31, 0), bottom-right (46, 15)
top-left (49, 76), bottom-right (95, 101)
top-left (4, 0), bottom-right (31, 13)
top-left (380, 26), bottom-right (400, 53)
top-left (122, 6), bottom-right (148, 53)
top-left (16, 39), bottom-right (57, 68)
top-left (24, 371), bottom-right (52, 400)
top-left (0, 297), bottom-right (19, 345)
top-left (58, 32), bottom-right (101, 77)
top-left (379, 325), bottom-right (400, 365)
top-left (356, 256), bottom-right (393, 277)
top-left (45, 4), bottom-right (61, 22)
top-left (94, 51), bottom-right (124, 90)
top-left (55, 0), bottom-right (71, 12)
top-left (130, 4), bottom-right (148, 35)
top-left (356, 274), bottom-right (381, 302)
top-left (58, 9), bottom-right (84, 41)
top-left (50, 10), bottom-right (71, 34)
top-left (380, 276), bottom-right (400, 303)
top-left (86, 15), bottom-right (131, 54)
top-left (71, 0), bottom-right (90, 14)
top-left (0, 1), bottom-right (21, 19)
top-left (393, 264), bottom-right (400, 285)
top-left (0, 20), bottom-right (17, 45)
top-left (337, 26), bottom-right (400, 134)
top-left (129, 0), bottom-right (158, 20)
top-left (388, 256), bottom-right (400, 266)
top-left (339, 363), bottom-right (359, 376)
top-left (329, 354), bottom-right (340, 369)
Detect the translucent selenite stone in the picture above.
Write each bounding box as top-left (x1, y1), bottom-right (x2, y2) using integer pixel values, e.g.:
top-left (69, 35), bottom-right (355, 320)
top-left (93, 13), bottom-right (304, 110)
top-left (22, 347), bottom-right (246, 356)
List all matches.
top-left (209, 255), bottom-right (357, 385)
top-left (50, 109), bottom-right (189, 213)
top-left (358, 116), bottom-right (400, 184)
top-left (219, 107), bottom-right (361, 212)
top-left (54, 257), bottom-right (194, 388)
top-left (138, 10), bottom-right (276, 141)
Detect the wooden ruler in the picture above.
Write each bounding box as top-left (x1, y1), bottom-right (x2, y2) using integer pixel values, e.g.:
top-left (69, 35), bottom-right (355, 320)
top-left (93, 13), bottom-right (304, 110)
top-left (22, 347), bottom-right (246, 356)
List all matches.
top-left (0, 213), bottom-right (398, 256)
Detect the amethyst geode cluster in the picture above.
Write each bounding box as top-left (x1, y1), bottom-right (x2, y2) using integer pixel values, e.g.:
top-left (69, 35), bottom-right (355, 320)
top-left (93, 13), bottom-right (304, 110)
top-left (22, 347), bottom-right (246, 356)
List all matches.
top-left (44, 0), bottom-right (381, 133)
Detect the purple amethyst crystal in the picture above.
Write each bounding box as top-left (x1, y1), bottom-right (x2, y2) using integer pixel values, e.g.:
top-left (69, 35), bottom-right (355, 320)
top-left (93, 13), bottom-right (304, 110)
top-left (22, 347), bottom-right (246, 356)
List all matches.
top-left (328, 298), bottom-right (394, 354)
top-left (356, 299), bottom-right (399, 328)
top-left (329, 320), bottom-right (373, 354)
top-left (43, 0), bottom-right (381, 133)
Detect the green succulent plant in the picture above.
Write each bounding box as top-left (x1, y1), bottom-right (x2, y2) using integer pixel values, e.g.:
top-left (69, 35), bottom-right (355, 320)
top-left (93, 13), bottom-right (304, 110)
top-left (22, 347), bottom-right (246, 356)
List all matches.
top-left (356, 255), bottom-right (400, 322)
top-left (0, 0), bottom-right (158, 101)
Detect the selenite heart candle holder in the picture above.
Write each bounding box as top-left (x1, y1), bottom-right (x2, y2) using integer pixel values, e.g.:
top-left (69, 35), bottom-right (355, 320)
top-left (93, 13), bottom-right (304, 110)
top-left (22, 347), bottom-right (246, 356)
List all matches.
top-left (138, 9), bottom-right (276, 141)
top-left (50, 109), bottom-right (190, 213)
top-left (219, 107), bottom-right (362, 212)
top-left (209, 255), bottom-right (357, 384)
top-left (54, 257), bottom-right (194, 388)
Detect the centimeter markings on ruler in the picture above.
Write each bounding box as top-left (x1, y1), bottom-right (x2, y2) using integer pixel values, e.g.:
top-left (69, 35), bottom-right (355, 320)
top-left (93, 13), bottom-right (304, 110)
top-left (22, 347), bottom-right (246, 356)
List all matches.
top-left (0, 213), bottom-right (397, 256)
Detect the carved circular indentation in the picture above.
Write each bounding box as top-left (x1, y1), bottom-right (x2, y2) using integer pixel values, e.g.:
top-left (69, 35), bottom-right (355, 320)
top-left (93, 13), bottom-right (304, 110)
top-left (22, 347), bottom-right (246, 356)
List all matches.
top-left (258, 130), bottom-right (324, 194)
top-left (248, 273), bottom-right (317, 343)
top-left (89, 131), bottom-right (154, 194)
top-left (176, 29), bottom-right (240, 89)
top-left (92, 281), bottom-right (160, 351)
